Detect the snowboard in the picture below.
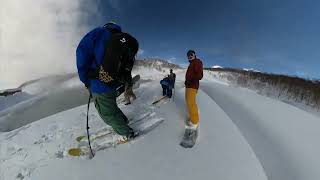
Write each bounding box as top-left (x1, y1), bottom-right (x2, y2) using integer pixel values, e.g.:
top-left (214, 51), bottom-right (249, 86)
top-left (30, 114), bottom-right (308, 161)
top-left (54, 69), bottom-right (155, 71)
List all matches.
top-left (180, 126), bottom-right (198, 148)
top-left (73, 111), bottom-right (155, 143)
top-left (68, 114), bottom-right (163, 157)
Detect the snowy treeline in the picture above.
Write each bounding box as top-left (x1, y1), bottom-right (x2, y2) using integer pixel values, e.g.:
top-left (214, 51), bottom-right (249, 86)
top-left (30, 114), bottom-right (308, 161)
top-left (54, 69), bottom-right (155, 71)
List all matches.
top-left (206, 67), bottom-right (320, 111)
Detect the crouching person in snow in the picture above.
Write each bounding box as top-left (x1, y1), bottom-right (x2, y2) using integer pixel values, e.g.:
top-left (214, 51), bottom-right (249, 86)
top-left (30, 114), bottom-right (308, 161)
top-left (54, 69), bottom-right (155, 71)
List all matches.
top-left (185, 50), bottom-right (203, 130)
top-left (124, 81), bottom-right (136, 105)
top-left (76, 22), bottom-right (139, 142)
top-left (160, 75), bottom-right (174, 98)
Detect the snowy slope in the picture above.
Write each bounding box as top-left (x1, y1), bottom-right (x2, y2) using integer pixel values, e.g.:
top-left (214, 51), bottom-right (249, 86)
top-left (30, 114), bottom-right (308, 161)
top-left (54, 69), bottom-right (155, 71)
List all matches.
top-left (0, 65), bottom-right (176, 132)
top-left (201, 82), bottom-right (320, 180)
top-left (0, 75), bottom-right (88, 132)
top-left (1, 66), bottom-right (320, 180)
top-left (0, 78), bottom-right (267, 180)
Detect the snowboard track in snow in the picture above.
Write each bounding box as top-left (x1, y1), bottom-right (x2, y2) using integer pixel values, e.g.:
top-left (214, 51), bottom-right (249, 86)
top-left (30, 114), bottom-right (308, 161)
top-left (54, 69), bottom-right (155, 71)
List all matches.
top-left (200, 82), bottom-right (319, 180)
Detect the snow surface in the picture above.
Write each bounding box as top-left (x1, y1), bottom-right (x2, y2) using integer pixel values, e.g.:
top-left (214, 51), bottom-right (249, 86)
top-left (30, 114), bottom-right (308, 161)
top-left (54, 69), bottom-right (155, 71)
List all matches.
top-left (1, 66), bottom-right (320, 180)
top-left (200, 82), bottom-right (320, 180)
top-left (0, 75), bottom-right (88, 132)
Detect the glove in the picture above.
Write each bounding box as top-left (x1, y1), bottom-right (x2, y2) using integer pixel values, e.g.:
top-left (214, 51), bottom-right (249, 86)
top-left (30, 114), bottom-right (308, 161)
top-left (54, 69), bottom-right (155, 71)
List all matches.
top-left (85, 83), bottom-right (90, 89)
top-left (124, 85), bottom-right (136, 105)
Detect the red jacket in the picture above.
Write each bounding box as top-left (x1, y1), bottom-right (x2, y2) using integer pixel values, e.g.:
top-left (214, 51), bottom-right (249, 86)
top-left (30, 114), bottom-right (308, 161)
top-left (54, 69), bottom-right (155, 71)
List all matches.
top-left (185, 58), bottom-right (203, 89)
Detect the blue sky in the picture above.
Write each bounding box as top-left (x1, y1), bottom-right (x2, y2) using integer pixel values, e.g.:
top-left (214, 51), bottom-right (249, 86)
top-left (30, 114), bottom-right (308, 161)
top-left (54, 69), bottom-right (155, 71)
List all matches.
top-left (82, 0), bottom-right (320, 78)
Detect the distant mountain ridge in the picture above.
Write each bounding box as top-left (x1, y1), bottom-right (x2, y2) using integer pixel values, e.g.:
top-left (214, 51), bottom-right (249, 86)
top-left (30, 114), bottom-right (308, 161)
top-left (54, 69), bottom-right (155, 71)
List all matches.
top-left (2, 59), bottom-right (320, 112)
top-left (135, 59), bottom-right (181, 70)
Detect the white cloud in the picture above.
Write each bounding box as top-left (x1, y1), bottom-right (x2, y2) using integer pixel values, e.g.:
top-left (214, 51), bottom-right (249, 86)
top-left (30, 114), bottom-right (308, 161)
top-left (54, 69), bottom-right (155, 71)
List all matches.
top-left (138, 49), bottom-right (145, 55)
top-left (168, 57), bottom-right (176, 62)
top-left (0, 0), bottom-right (97, 88)
top-left (212, 65), bottom-right (223, 68)
top-left (243, 68), bottom-right (260, 72)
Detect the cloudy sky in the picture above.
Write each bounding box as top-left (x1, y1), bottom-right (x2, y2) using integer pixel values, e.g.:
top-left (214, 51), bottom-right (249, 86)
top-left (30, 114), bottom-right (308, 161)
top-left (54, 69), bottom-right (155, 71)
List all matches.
top-left (92, 0), bottom-right (320, 79)
top-left (1, 0), bottom-right (320, 88)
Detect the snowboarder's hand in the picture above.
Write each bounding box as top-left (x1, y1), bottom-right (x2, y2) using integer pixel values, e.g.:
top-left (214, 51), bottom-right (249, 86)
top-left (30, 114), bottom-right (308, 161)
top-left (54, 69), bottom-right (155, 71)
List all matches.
top-left (85, 83), bottom-right (90, 89)
top-left (126, 91), bottom-right (136, 101)
top-left (185, 80), bottom-right (195, 87)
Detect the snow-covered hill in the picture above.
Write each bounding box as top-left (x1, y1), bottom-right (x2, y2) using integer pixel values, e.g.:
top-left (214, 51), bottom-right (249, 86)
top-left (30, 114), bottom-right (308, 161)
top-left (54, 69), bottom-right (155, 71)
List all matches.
top-left (0, 61), bottom-right (176, 132)
top-left (204, 67), bottom-right (320, 117)
top-left (1, 61), bottom-right (320, 180)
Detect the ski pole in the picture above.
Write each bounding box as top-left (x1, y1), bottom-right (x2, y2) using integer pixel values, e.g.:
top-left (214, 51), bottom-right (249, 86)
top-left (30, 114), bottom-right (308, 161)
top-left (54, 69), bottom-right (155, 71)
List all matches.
top-left (86, 91), bottom-right (95, 158)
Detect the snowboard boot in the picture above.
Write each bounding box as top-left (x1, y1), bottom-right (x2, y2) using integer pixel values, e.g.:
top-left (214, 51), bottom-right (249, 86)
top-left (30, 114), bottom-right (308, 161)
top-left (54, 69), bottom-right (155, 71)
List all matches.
top-left (180, 123), bottom-right (199, 148)
top-left (117, 129), bottom-right (139, 144)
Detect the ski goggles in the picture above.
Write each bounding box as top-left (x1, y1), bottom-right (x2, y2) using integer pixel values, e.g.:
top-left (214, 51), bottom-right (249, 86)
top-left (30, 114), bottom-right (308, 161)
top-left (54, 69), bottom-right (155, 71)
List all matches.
top-left (187, 53), bottom-right (195, 59)
top-left (187, 51), bottom-right (195, 58)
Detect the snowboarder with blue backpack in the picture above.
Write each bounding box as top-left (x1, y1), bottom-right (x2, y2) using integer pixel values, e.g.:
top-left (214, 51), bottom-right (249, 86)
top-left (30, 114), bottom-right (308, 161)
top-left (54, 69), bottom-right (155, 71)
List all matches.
top-left (76, 22), bottom-right (139, 144)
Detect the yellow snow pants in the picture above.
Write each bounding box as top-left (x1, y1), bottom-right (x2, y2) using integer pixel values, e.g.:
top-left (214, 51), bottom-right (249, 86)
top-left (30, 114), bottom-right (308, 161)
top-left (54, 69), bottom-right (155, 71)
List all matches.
top-left (185, 88), bottom-right (199, 125)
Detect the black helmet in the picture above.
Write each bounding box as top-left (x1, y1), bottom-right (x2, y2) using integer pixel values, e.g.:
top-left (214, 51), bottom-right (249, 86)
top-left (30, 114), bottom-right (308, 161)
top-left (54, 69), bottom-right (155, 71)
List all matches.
top-left (170, 69), bottom-right (173, 73)
top-left (187, 50), bottom-right (196, 57)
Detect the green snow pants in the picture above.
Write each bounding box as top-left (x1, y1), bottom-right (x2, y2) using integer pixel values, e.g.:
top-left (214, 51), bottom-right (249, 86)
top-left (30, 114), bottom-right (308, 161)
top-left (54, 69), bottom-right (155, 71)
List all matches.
top-left (93, 92), bottom-right (132, 136)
